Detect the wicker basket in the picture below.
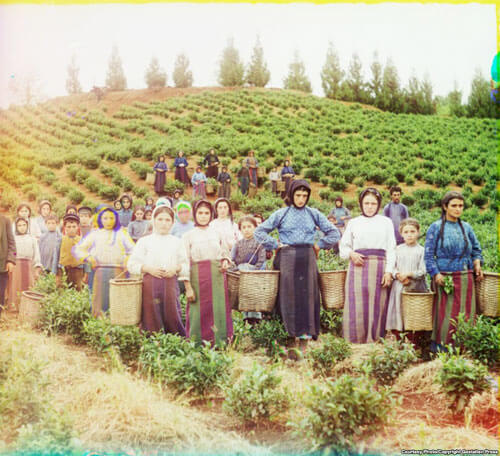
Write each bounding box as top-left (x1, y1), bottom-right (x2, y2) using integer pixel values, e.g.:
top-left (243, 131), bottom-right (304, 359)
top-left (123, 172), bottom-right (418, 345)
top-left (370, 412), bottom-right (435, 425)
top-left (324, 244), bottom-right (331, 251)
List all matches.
top-left (257, 167), bottom-right (265, 178)
top-left (109, 277), bottom-right (142, 325)
top-left (206, 184), bottom-right (215, 194)
top-left (226, 271), bottom-right (240, 310)
top-left (319, 270), bottom-right (347, 310)
top-left (238, 270), bottom-right (279, 312)
top-left (476, 272), bottom-right (499, 317)
top-left (401, 291), bottom-right (435, 331)
top-left (145, 172), bottom-right (155, 185)
top-left (277, 181), bottom-right (286, 192)
top-left (19, 291), bottom-right (45, 325)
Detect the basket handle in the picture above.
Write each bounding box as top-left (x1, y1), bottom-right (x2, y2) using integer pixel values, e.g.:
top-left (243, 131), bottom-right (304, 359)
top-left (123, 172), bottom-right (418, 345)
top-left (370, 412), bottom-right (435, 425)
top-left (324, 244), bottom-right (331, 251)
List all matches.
top-left (114, 270), bottom-right (127, 280)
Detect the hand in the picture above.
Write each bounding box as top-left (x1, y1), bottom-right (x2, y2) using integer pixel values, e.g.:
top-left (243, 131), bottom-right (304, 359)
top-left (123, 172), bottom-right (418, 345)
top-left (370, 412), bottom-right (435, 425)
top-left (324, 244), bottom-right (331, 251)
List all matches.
top-left (401, 277), bottom-right (410, 286)
top-left (313, 244), bottom-right (320, 259)
top-left (349, 251), bottom-right (365, 266)
top-left (143, 265), bottom-right (166, 279)
top-left (6, 262), bottom-right (14, 274)
top-left (83, 273), bottom-right (89, 285)
top-left (277, 243), bottom-right (288, 250)
top-left (220, 259), bottom-right (229, 272)
top-left (185, 284), bottom-right (195, 303)
top-left (396, 273), bottom-right (408, 282)
top-left (381, 272), bottom-right (393, 287)
top-left (162, 268), bottom-right (178, 279)
top-left (434, 273), bottom-right (445, 286)
top-left (474, 262), bottom-right (484, 282)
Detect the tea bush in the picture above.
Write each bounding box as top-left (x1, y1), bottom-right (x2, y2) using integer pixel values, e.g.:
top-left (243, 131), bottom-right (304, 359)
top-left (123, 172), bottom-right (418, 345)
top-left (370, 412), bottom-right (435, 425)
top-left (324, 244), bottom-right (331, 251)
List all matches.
top-left (308, 334), bottom-right (352, 375)
top-left (249, 317), bottom-right (289, 358)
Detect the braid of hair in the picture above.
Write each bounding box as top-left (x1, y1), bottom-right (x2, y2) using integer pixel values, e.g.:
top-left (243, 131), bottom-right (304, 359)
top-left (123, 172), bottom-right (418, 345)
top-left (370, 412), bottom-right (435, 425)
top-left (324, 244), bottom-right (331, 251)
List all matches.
top-left (457, 218), bottom-right (469, 258)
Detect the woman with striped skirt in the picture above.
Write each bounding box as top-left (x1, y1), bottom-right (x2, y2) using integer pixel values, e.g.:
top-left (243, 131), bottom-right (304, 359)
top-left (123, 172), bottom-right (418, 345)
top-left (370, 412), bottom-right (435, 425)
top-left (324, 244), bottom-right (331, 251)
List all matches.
top-left (339, 188), bottom-right (396, 343)
top-left (182, 200), bottom-right (233, 346)
top-left (424, 191), bottom-right (483, 352)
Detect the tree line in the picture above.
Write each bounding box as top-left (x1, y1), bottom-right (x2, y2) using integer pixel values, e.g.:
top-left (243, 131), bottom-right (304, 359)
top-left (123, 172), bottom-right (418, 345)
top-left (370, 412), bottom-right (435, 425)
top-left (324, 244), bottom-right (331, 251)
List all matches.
top-left (64, 39), bottom-right (497, 119)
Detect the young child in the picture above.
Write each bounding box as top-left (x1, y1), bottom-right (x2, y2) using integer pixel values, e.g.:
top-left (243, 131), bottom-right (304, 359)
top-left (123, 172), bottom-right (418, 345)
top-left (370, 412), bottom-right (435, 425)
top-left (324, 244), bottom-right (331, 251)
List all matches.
top-left (9, 217), bottom-right (43, 309)
top-left (171, 201), bottom-right (195, 238)
top-left (53, 214), bottom-right (87, 291)
top-left (217, 166), bottom-right (231, 199)
top-left (171, 189), bottom-right (182, 208)
top-left (118, 194), bottom-right (133, 228)
top-left (15, 203), bottom-right (42, 240)
top-left (127, 206), bottom-right (149, 243)
top-left (38, 214), bottom-right (61, 273)
top-left (191, 166), bottom-right (207, 199)
top-left (144, 209), bottom-right (153, 222)
top-left (144, 196), bottom-right (155, 213)
top-left (74, 207), bottom-right (134, 317)
top-left (78, 206), bottom-right (93, 238)
top-left (209, 198), bottom-right (241, 254)
top-left (269, 167), bottom-right (280, 195)
top-left (386, 218), bottom-right (427, 338)
top-left (113, 200), bottom-right (122, 212)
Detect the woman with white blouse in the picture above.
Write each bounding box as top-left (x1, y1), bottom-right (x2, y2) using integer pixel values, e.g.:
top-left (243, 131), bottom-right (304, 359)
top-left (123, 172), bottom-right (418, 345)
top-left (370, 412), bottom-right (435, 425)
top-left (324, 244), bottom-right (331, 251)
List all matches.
top-left (339, 188), bottom-right (396, 343)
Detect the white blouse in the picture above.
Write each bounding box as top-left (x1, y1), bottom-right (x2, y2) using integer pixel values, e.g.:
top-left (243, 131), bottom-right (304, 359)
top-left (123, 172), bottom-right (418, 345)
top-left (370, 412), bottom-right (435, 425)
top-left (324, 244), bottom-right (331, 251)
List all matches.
top-left (339, 214), bottom-right (396, 274)
top-left (182, 226), bottom-right (230, 263)
top-left (127, 233), bottom-right (189, 281)
top-left (14, 234), bottom-right (42, 269)
top-left (209, 218), bottom-right (242, 253)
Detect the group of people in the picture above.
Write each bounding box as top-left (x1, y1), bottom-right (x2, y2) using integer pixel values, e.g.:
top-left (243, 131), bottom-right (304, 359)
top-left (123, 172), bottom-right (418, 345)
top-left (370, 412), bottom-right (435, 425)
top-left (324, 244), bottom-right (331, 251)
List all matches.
top-left (0, 182), bottom-right (484, 356)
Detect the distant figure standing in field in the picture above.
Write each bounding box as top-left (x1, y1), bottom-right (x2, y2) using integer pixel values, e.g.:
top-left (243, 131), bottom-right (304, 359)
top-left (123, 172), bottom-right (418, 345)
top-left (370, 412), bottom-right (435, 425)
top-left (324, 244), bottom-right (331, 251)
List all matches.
top-left (217, 166), bottom-right (232, 199)
top-left (328, 197), bottom-right (351, 234)
top-left (383, 186), bottom-right (409, 245)
top-left (245, 150), bottom-right (259, 187)
top-left (174, 151), bottom-right (190, 186)
top-left (280, 160), bottom-right (295, 198)
top-left (153, 155), bottom-right (168, 196)
top-left (269, 166), bottom-right (280, 195)
top-left (237, 163), bottom-right (250, 196)
top-left (191, 166), bottom-right (207, 199)
top-left (204, 149), bottom-right (220, 179)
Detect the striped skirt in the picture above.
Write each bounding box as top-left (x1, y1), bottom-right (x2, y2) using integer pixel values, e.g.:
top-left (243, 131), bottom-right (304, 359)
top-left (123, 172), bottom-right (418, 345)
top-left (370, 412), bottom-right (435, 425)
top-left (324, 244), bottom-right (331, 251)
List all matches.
top-left (432, 270), bottom-right (476, 346)
top-left (91, 265), bottom-right (123, 317)
top-left (8, 258), bottom-right (34, 308)
top-left (186, 260), bottom-right (233, 345)
top-left (343, 249), bottom-right (389, 343)
top-left (249, 168), bottom-right (258, 186)
top-left (274, 245), bottom-right (320, 338)
top-left (141, 274), bottom-right (185, 335)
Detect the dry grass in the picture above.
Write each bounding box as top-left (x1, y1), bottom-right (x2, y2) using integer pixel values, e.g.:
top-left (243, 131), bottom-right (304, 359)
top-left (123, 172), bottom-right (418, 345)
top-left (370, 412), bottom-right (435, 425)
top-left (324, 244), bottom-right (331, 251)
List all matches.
top-left (465, 389), bottom-right (499, 435)
top-left (393, 359), bottom-right (443, 395)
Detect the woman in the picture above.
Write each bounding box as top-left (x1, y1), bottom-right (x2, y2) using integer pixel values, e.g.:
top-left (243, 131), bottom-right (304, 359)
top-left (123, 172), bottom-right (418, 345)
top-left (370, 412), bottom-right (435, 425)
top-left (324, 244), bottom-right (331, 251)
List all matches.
top-left (254, 180), bottom-right (340, 352)
top-left (203, 149), bottom-right (219, 179)
top-left (237, 164), bottom-right (250, 196)
top-left (35, 200), bottom-right (53, 235)
top-left (153, 155), bottom-right (168, 196)
top-left (217, 166), bottom-right (232, 199)
top-left (280, 160), bottom-right (295, 199)
top-left (127, 205), bottom-right (188, 335)
top-left (245, 150), bottom-right (259, 187)
top-left (191, 166), bottom-right (207, 199)
top-left (339, 188), bottom-right (396, 344)
top-left (424, 191), bottom-right (483, 351)
top-left (182, 200), bottom-right (233, 345)
top-left (328, 197), bottom-right (351, 234)
top-left (174, 151), bottom-right (190, 186)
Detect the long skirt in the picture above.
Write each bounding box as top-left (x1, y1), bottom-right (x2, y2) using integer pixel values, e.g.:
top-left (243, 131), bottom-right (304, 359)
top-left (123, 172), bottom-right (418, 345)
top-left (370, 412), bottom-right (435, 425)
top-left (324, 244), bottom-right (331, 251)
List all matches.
top-left (154, 171), bottom-right (166, 195)
top-left (193, 182), bottom-right (206, 199)
top-left (271, 181), bottom-right (278, 194)
top-left (8, 258), bottom-right (33, 308)
top-left (218, 182), bottom-right (231, 199)
top-left (249, 168), bottom-right (258, 186)
top-left (432, 270), bottom-right (476, 347)
top-left (273, 245), bottom-right (320, 338)
top-left (206, 165), bottom-right (218, 179)
top-left (343, 249), bottom-right (389, 343)
top-left (239, 177), bottom-right (249, 195)
top-left (141, 274), bottom-right (186, 335)
top-left (282, 176), bottom-right (293, 198)
top-left (186, 260), bottom-right (233, 345)
top-left (175, 166), bottom-right (190, 186)
top-left (91, 265), bottom-right (123, 317)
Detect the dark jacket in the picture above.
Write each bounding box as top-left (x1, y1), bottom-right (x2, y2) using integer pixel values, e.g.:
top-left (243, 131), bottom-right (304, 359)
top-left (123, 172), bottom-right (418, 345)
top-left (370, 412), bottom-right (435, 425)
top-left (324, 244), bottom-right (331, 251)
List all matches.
top-left (0, 214), bottom-right (16, 272)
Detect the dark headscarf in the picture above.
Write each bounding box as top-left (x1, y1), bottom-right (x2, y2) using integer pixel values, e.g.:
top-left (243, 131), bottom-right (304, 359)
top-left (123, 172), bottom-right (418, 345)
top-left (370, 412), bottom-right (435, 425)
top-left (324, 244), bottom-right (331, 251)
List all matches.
top-left (120, 193), bottom-right (133, 208)
top-left (16, 203), bottom-right (32, 218)
top-left (214, 198), bottom-right (234, 221)
top-left (96, 207), bottom-right (121, 232)
top-left (358, 187), bottom-right (382, 217)
top-left (436, 191), bottom-right (468, 256)
top-left (193, 199), bottom-right (214, 227)
top-left (285, 179), bottom-right (311, 209)
top-left (65, 204), bottom-right (78, 215)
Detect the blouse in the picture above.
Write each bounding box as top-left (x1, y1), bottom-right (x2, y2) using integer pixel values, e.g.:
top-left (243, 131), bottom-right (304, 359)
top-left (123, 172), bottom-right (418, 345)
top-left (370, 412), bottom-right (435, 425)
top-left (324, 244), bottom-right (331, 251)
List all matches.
top-left (182, 226), bottom-right (230, 263)
top-left (269, 171), bottom-right (280, 182)
top-left (154, 162), bottom-right (168, 173)
top-left (191, 172), bottom-right (207, 185)
top-left (245, 157), bottom-right (259, 168)
top-left (118, 209), bottom-right (133, 228)
top-left (14, 234), bottom-right (42, 269)
top-left (204, 154), bottom-right (219, 166)
top-left (232, 237), bottom-right (266, 269)
top-left (328, 207), bottom-right (351, 228)
top-left (281, 166), bottom-right (295, 177)
top-left (254, 206), bottom-right (340, 251)
top-left (174, 157), bottom-right (188, 168)
top-left (171, 221), bottom-right (195, 238)
top-left (127, 233), bottom-right (189, 281)
top-left (127, 220), bottom-right (150, 242)
top-left (424, 219), bottom-right (483, 277)
top-left (383, 202), bottom-right (410, 244)
top-left (217, 172), bottom-right (231, 184)
top-left (39, 230), bottom-right (62, 270)
top-left (209, 218), bottom-right (242, 253)
top-left (393, 243), bottom-right (426, 279)
top-left (339, 214), bottom-right (396, 274)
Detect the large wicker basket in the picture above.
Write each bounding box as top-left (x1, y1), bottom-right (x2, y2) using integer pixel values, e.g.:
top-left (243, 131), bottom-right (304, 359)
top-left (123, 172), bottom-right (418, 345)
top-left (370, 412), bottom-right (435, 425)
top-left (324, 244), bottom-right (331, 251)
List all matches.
top-left (226, 271), bottom-right (240, 310)
top-left (476, 272), bottom-right (499, 317)
top-left (206, 184), bottom-right (215, 194)
top-left (145, 172), bottom-right (155, 185)
top-left (19, 291), bottom-right (45, 325)
top-left (277, 181), bottom-right (286, 192)
top-left (109, 277), bottom-right (142, 325)
top-left (238, 270), bottom-right (279, 312)
top-left (401, 291), bottom-right (435, 331)
top-left (257, 167), bottom-right (265, 178)
top-left (319, 270), bottom-right (347, 310)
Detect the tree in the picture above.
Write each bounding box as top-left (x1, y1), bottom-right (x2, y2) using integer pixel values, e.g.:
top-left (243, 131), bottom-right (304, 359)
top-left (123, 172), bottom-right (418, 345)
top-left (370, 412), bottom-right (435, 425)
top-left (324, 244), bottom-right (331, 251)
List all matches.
top-left (218, 38), bottom-right (245, 87)
top-left (66, 54), bottom-right (82, 95)
top-left (379, 58), bottom-right (402, 113)
top-left (421, 73), bottom-right (435, 115)
top-left (173, 53), bottom-right (193, 88)
top-left (321, 42), bottom-right (344, 99)
top-left (448, 81), bottom-right (464, 117)
top-left (343, 52), bottom-right (368, 103)
top-left (369, 51), bottom-right (383, 106)
top-left (8, 72), bottom-right (45, 106)
top-left (246, 36), bottom-right (270, 87)
top-left (145, 57), bottom-right (167, 89)
top-left (466, 68), bottom-right (497, 118)
top-left (283, 51), bottom-right (312, 93)
top-left (105, 45), bottom-right (127, 91)
top-left (403, 71), bottom-right (424, 114)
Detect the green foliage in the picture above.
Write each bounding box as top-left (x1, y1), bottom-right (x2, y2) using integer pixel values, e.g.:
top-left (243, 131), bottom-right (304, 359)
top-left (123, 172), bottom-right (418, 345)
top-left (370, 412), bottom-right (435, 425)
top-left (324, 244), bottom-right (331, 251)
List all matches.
top-left (218, 38), bottom-right (245, 87)
top-left (320, 308), bottom-right (343, 336)
top-left (321, 42), bottom-right (344, 99)
top-left (173, 53), bottom-right (193, 88)
top-left (308, 334), bottom-right (352, 375)
top-left (105, 44), bottom-right (127, 91)
top-left (223, 363), bottom-right (289, 424)
top-left (283, 51), bottom-right (312, 93)
top-left (67, 189), bottom-right (85, 205)
top-left (246, 37), bottom-right (270, 88)
top-left (130, 160), bottom-right (151, 179)
top-left (249, 317), bottom-right (289, 358)
top-left (443, 275), bottom-right (454, 295)
top-left (145, 56), bottom-right (167, 89)
top-left (317, 249), bottom-right (348, 272)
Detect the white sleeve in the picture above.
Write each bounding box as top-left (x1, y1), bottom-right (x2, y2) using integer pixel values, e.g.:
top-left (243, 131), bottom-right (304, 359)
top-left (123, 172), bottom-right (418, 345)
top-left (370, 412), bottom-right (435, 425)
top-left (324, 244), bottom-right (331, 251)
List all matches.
top-left (127, 237), bottom-right (147, 275)
top-left (384, 219), bottom-right (397, 274)
top-left (339, 220), bottom-right (354, 260)
top-left (176, 240), bottom-right (190, 282)
top-left (32, 237), bottom-right (43, 269)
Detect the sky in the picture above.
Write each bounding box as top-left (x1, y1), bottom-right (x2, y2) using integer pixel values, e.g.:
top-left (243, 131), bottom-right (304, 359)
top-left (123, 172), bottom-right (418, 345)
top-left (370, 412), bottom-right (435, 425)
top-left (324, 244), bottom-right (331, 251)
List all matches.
top-left (0, 2), bottom-right (496, 108)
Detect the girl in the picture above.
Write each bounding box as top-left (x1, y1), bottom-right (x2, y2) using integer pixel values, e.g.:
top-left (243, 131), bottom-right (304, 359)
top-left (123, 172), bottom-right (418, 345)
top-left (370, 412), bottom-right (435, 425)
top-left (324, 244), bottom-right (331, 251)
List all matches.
top-left (191, 166), bottom-right (207, 199)
top-left (144, 209), bottom-right (153, 222)
top-left (14, 203), bottom-right (41, 240)
top-left (245, 150), bottom-right (259, 187)
top-left (74, 207), bottom-right (135, 317)
top-left (9, 217), bottom-right (43, 309)
top-left (144, 196), bottom-right (155, 213)
top-left (209, 198), bottom-right (241, 254)
top-left (113, 200), bottom-right (122, 212)
top-left (237, 164), bottom-right (250, 196)
top-left (339, 188), bottom-right (396, 344)
top-left (217, 166), bottom-right (232, 199)
top-left (127, 206), bottom-right (149, 243)
top-left (35, 200), bottom-right (53, 235)
top-left (128, 206), bottom-right (188, 335)
top-left (153, 155), bottom-right (168, 196)
top-left (174, 151), bottom-right (190, 186)
top-left (424, 191), bottom-right (483, 351)
top-left (171, 201), bottom-right (195, 238)
top-left (269, 167), bottom-right (280, 195)
top-left (386, 218), bottom-right (427, 336)
top-left (182, 200), bottom-right (233, 345)
top-left (171, 189), bottom-right (182, 208)
top-left (118, 194), bottom-right (133, 228)
top-left (280, 160), bottom-right (295, 199)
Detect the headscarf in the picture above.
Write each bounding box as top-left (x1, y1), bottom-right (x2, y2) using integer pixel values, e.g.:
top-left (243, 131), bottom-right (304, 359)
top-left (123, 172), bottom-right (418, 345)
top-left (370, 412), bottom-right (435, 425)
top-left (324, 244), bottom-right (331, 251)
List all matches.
top-left (16, 203), bottom-right (32, 218)
top-left (131, 206), bottom-right (145, 221)
top-left (156, 197), bottom-right (173, 209)
top-left (119, 193), bottom-right (133, 208)
top-left (65, 204), bottom-right (78, 215)
top-left (285, 179), bottom-right (311, 209)
top-left (96, 207), bottom-right (121, 232)
top-left (214, 197), bottom-right (234, 221)
top-left (335, 196), bottom-right (343, 205)
top-left (175, 200), bottom-right (193, 222)
top-left (151, 205), bottom-right (175, 234)
top-left (14, 217), bottom-right (29, 235)
top-left (38, 200), bottom-right (52, 212)
top-left (193, 199), bottom-right (214, 227)
top-left (358, 187), bottom-right (382, 217)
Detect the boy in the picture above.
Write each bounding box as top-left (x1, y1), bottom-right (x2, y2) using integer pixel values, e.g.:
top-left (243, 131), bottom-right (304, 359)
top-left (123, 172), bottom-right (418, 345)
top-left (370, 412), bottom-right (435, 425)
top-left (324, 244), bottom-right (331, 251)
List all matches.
top-left (383, 186), bottom-right (409, 245)
top-left (78, 206), bottom-right (93, 237)
top-left (38, 214), bottom-right (62, 273)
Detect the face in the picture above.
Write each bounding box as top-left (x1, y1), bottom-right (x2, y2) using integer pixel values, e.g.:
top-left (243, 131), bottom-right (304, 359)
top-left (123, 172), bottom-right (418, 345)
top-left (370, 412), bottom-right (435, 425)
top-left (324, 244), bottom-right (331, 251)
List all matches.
top-left (65, 221), bottom-right (79, 237)
top-left (46, 219), bottom-right (58, 232)
top-left (40, 204), bottom-right (51, 217)
top-left (101, 211), bottom-right (116, 230)
top-left (159, 156), bottom-right (165, 162)
top-left (155, 212), bottom-right (173, 235)
top-left (444, 198), bottom-right (464, 220)
top-left (114, 201), bottom-right (122, 211)
top-left (293, 190), bottom-right (309, 208)
top-left (391, 191), bottom-right (401, 204)
top-left (196, 206), bottom-right (211, 226)
top-left (145, 211), bottom-right (152, 221)
top-left (146, 198), bottom-right (153, 206)
top-left (122, 198), bottom-right (131, 209)
top-left (254, 216), bottom-right (263, 226)
top-left (79, 213), bottom-right (91, 226)
top-left (18, 207), bottom-right (30, 219)
top-left (16, 220), bottom-right (28, 234)
top-left (284, 161), bottom-right (289, 167)
top-left (216, 202), bottom-right (230, 218)
top-left (178, 208), bottom-right (191, 224)
top-left (240, 221), bottom-right (255, 240)
top-left (210, 149), bottom-right (214, 155)
top-left (135, 210), bottom-right (144, 221)
top-left (179, 151), bottom-right (183, 157)
top-left (335, 200), bottom-right (342, 208)
top-left (362, 194), bottom-right (379, 217)
top-left (67, 208), bottom-right (77, 216)
top-left (401, 224), bottom-right (419, 246)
